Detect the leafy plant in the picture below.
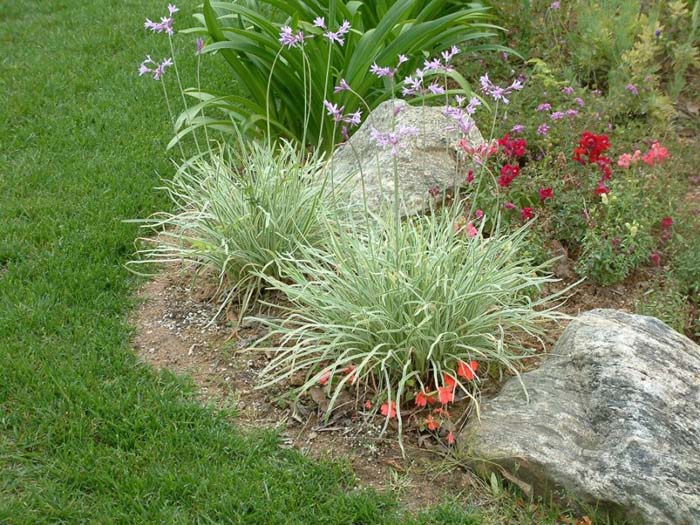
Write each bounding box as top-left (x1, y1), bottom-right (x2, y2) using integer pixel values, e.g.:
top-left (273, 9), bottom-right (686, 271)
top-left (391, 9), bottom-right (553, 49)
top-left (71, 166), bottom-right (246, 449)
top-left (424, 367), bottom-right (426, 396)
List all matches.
top-left (178, 0), bottom-right (504, 151)
top-left (253, 207), bottom-right (567, 439)
top-left (129, 138), bottom-right (347, 318)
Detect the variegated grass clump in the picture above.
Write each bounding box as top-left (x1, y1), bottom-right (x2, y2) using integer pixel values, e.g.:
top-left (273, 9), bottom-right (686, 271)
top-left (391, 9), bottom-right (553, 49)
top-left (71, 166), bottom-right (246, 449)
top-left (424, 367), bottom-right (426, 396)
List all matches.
top-left (129, 139), bottom-right (349, 319)
top-left (254, 207), bottom-right (568, 434)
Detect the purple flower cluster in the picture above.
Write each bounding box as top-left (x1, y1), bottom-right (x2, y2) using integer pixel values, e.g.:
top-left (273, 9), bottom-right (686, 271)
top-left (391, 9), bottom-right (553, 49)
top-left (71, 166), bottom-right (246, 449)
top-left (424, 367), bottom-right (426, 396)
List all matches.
top-left (324, 20), bottom-right (351, 45)
top-left (479, 73), bottom-right (523, 104)
top-left (370, 55), bottom-right (409, 79)
top-left (138, 55), bottom-right (173, 80)
top-left (370, 125), bottom-right (419, 157)
top-left (279, 26), bottom-right (306, 48)
top-left (442, 96), bottom-right (481, 135)
top-left (144, 4), bottom-right (178, 36)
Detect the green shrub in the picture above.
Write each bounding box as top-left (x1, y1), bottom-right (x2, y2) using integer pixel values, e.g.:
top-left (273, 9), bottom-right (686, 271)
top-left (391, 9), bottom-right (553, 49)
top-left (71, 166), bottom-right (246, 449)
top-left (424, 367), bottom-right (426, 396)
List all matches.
top-left (179, 0), bottom-right (503, 151)
top-left (635, 278), bottom-right (690, 334)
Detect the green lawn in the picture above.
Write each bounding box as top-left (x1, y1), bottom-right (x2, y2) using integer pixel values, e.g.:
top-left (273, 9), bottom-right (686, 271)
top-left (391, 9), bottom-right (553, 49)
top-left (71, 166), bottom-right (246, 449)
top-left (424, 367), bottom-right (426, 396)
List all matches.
top-left (0, 1), bottom-right (482, 523)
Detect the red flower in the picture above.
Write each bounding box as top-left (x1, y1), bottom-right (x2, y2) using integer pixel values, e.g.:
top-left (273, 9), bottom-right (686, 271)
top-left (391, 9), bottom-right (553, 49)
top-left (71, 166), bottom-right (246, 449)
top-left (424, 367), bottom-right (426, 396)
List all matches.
top-left (318, 370), bottom-right (331, 385)
top-left (425, 414), bottom-right (440, 431)
top-left (498, 164), bottom-right (520, 188)
top-left (437, 387), bottom-right (454, 405)
top-left (456, 360), bottom-right (479, 381)
top-left (415, 391), bottom-right (428, 408)
top-left (380, 401), bottom-right (397, 418)
top-left (446, 431), bottom-right (456, 445)
top-left (433, 407), bottom-right (450, 418)
top-left (343, 364), bottom-right (357, 384)
top-left (650, 252), bottom-right (661, 266)
top-left (466, 169), bottom-right (474, 183)
top-left (573, 132), bottom-right (610, 165)
top-left (538, 187), bottom-right (554, 201)
top-left (661, 216), bottom-right (673, 230)
top-left (520, 207), bottom-right (534, 221)
top-left (364, 400), bottom-right (372, 410)
top-left (498, 133), bottom-right (527, 158)
top-left (594, 180), bottom-right (610, 195)
top-left (438, 373), bottom-right (456, 404)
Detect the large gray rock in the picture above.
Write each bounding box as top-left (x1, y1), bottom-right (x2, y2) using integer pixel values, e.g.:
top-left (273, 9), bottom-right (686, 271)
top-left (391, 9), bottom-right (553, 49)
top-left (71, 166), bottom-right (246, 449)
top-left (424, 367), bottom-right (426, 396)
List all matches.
top-left (329, 99), bottom-right (484, 216)
top-left (461, 309), bottom-right (700, 525)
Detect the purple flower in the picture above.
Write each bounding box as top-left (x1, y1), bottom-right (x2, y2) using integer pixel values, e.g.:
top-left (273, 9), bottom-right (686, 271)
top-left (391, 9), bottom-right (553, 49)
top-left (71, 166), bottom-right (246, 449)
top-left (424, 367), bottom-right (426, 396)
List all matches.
top-left (550, 111), bottom-right (565, 120)
top-left (574, 97), bottom-right (585, 107)
top-left (196, 37), bottom-right (204, 55)
top-left (370, 125), bottom-right (419, 156)
top-left (145, 16), bottom-right (175, 36)
top-left (323, 100), bottom-right (344, 122)
top-left (479, 73), bottom-right (522, 104)
top-left (343, 110), bottom-right (362, 127)
top-left (501, 51), bottom-right (509, 61)
top-left (536, 103), bottom-right (551, 112)
top-left (423, 58), bottom-right (442, 71)
top-left (625, 83), bottom-right (639, 95)
top-left (561, 86), bottom-right (574, 95)
top-left (441, 46), bottom-right (460, 63)
top-left (428, 82), bottom-right (445, 95)
top-left (138, 55), bottom-right (172, 80)
top-left (402, 73), bottom-right (424, 96)
top-left (511, 124), bottom-right (525, 133)
top-left (537, 123), bottom-right (549, 136)
top-left (167, 4), bottom-right (179, 15)
top-left (324, 20), bottom-right (351, 45)
top-left (138, 56), bottom-right (155, 76)
top-left (655, 29), bottom-right (662, 39)
top-left (334, 79), bottom-right (351, 93)
top-left (549, 1), bottom-right (560, 9)
top-left (455, 95), bottom-right (465, 106)
top-left (465, 96), bottom-right (481, 115)
top-left (371, 56), bottom-right (407, 79)
top-left (279, 26), bottom-right (305, 48)
top-left (313, 17), bottom-right (326, 29)
top-left (566, 109), bottom-right (579, 118)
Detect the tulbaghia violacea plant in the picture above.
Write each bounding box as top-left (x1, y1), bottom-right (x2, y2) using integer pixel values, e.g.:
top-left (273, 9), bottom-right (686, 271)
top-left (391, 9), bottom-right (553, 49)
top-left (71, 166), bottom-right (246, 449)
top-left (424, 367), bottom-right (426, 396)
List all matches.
top-left (175, 0), bottom-right (505, 151)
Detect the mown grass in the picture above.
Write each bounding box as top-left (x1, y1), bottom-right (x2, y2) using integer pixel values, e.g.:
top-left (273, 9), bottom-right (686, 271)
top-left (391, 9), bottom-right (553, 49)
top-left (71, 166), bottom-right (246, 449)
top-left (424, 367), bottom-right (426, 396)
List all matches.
top-left (0, 1), bottom-right (623, 523)
top-left (0, 1), bottom-right (486, 523)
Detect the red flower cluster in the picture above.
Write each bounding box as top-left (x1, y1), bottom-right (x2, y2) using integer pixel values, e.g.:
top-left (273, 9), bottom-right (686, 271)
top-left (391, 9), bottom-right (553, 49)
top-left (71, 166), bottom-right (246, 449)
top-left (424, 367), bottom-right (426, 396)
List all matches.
top-left (573, 132), bottom-right (610, 164)
top-left (573, 131), bottom-right (614, 192)
top-left (498, 133), bottom-right (527, 159)
top-left (498, 164), bottom-right (520, 188)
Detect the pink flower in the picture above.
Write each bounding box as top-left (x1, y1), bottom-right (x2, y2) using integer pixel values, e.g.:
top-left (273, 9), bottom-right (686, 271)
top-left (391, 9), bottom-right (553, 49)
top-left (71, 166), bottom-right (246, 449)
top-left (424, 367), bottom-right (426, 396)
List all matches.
top-left (642, 142), bottom-right (670, 166)
top-left (504, 202), bottom-right (516, 210)
top-left (466, 221), bottom-right (478, 238)
top-left (617, 153), bottom-right (633, 169)
top-left (466, 170), bottom-right (474, 183)
top-left (650, 252), bottom-right (661, 266)
top-left (475, 209), bottom-right (484, 220)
